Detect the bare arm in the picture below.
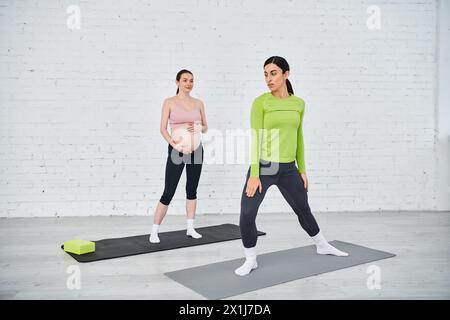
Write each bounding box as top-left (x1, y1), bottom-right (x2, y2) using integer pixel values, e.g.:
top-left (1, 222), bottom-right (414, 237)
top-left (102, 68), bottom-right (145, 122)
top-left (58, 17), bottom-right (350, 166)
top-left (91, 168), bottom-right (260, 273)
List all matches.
top-left (199, 100), bottom-right (208, 133)
top-left (160, 99), bottom-right (176, 146)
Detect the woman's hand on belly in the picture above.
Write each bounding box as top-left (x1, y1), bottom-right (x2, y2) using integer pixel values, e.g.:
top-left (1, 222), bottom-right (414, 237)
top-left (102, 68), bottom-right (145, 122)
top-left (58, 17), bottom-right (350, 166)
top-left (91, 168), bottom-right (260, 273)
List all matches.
top-left (181, 122), bottom-right (193, 132)
top-left (172, 126), bottom-right (201, 154)
top-left (182, 121), bottom-right (202, 133)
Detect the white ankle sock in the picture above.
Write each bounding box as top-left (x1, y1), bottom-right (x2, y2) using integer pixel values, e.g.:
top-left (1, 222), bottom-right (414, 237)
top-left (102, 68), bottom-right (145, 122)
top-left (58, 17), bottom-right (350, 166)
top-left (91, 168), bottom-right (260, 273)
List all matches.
top-left (186, 219), bottom-right (202, 239)
top-left (234, 247), bottom-right (258, 276)
top-left (149, 224), bottom-right (160, 243)
top-left (312, 231), bottom-right (348, 256)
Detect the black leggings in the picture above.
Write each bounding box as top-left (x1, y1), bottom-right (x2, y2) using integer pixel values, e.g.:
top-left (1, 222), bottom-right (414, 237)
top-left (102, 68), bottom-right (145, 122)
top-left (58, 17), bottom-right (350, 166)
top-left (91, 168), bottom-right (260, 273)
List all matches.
top-left (239, 160), bottom-right (320, 248)
top-left (159, 144), bottom-right (204, 206)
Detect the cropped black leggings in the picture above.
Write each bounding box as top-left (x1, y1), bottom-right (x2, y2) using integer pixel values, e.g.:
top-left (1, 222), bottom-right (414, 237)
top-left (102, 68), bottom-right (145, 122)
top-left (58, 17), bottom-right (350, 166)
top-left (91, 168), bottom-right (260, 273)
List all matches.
top-left (159, 144), bottom-right (204, 206)
top-left (240, 160), bottom-right (320, 248)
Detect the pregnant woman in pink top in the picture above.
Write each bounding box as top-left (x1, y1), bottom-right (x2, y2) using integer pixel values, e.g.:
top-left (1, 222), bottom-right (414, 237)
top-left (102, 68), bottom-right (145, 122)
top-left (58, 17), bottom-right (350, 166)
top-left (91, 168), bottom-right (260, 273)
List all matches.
top-left (149, 69), bottom-right (208, 243)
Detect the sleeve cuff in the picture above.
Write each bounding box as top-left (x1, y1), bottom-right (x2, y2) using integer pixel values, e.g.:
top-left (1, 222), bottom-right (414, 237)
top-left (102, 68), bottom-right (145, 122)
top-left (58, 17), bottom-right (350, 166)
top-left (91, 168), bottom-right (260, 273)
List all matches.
top-left (250, 165), bottom-right (260, 177)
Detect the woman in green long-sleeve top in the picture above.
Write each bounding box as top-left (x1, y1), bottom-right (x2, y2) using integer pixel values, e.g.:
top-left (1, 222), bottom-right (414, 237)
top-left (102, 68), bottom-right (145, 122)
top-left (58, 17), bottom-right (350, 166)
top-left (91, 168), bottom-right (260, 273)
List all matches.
top-left (235, 56), bottom-right (349, 276)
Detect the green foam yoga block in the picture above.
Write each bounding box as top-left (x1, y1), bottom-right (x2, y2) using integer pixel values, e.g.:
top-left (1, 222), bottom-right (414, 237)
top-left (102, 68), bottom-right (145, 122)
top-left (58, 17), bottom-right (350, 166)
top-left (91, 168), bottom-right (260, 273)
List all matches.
top-left (64, 239), bottom-right (95, 255)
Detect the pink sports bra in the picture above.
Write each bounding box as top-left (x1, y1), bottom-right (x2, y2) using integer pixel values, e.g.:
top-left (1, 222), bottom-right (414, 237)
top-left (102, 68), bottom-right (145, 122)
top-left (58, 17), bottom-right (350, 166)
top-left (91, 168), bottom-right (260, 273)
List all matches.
top-left (169, 105), bottom-right (202, 130)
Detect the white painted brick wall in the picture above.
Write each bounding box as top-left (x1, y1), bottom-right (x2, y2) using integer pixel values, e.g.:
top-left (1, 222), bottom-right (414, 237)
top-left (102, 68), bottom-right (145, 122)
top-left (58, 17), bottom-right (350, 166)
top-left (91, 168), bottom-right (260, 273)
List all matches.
top-left (0, 0), bottom-right (446, 217)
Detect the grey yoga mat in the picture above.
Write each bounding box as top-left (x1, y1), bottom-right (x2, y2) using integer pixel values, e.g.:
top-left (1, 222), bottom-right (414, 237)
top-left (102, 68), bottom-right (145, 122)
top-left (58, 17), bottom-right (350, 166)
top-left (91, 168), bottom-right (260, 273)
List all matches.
top-left (165, 240), bottom-right (396, 299)
top-left (61, 223), bottom-right (266, 263)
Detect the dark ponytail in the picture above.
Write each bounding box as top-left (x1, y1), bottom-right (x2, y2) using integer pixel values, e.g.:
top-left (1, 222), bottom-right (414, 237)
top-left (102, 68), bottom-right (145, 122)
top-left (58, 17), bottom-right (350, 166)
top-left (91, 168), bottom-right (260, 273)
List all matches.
top-left (175, 69), bottom-right (193, 94)
top-left (285, 79), bottom-right (294, 95)
top-left (263, 56), bottom-right (294, 95)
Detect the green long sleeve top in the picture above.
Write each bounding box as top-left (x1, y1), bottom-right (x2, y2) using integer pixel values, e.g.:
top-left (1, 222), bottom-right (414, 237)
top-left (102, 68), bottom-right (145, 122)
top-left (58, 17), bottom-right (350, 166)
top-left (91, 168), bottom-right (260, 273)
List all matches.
top-left (250, 92), bottom-right (306, 177)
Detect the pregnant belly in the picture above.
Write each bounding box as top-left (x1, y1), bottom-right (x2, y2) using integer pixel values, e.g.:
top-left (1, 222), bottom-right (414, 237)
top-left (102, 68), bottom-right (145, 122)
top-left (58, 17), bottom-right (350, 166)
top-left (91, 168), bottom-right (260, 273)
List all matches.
top-left (172, 128), bottom-right (201, 153)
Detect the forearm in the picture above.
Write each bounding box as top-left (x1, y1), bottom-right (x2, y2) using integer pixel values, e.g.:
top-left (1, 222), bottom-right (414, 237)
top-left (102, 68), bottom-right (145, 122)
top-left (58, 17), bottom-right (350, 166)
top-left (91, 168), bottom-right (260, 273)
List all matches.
top-left (160, 128), bottom-right (175, 146)
top-left (297, 106), bottom-right (306, 174)
top-left (297, 158), bottom-right (306, 174)
top-left (296, 131), bottom-right (306, 174)
top-left (250, 128), bottom-right (261, 177)
top-left (250, 99), bottom-right (263, 177)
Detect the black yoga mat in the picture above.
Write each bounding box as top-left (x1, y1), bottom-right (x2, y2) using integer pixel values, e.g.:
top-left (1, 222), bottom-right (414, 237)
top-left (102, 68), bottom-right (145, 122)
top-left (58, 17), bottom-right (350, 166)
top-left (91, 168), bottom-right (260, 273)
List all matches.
top-left (61, 223), bottom-right (266, 263)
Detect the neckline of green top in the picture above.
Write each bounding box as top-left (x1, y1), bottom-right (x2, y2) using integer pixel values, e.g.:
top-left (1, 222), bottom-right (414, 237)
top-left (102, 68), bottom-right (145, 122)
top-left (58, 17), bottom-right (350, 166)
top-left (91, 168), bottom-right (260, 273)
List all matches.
top-left (268, 92), bottom-right (295, 100)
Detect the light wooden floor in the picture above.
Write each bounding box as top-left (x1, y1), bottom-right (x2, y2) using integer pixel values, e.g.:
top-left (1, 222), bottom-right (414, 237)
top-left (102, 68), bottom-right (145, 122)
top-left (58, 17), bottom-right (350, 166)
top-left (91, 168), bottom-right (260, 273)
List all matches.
top-left (0, 211), bottom-right (449, 300)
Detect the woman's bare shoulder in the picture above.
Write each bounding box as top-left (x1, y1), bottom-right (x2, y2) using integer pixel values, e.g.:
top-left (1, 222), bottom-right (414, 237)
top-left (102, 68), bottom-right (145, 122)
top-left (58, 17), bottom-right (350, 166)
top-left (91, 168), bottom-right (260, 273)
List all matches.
top-left (193, 97), bottom-right (205, 108)
top-left (163, 96), bottom-right (177, 110)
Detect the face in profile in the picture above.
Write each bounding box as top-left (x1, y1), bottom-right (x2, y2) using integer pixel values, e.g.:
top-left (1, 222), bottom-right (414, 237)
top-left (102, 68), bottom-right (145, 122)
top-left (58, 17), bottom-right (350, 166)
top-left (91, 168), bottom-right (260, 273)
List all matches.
top-left (264, 63), bottom-right (289, 93)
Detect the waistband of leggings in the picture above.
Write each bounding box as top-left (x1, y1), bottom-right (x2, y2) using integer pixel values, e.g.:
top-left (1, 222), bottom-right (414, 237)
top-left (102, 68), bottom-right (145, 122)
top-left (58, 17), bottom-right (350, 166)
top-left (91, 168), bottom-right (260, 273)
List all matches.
top-left (168, 142), bottom-right (204, 151)
top-left (259, 160), bottom-right (295, 166)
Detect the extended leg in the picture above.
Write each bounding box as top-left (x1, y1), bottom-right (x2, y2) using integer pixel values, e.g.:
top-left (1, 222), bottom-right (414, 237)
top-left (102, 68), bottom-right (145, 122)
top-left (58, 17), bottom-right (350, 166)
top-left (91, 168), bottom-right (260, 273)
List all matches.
top-left (236, 168), bottom-right (275, 276)
top-left (185, 146), bottom-right (203, 238)
top-left (277, 164), bottom-right (348, 256)
top-left (150, 146), bottom-right (185, 243)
